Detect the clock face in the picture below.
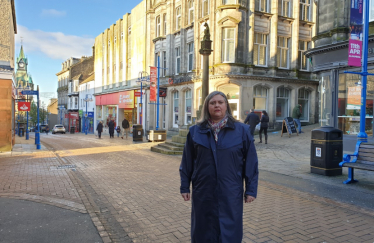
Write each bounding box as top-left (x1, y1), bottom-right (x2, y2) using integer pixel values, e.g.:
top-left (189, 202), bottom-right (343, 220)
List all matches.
top-left (19, 62), bottom-right (24, 68)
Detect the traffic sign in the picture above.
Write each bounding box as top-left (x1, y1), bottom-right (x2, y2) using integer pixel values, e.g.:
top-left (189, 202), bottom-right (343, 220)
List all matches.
top-left (21, 90), bottom-right (38, 95)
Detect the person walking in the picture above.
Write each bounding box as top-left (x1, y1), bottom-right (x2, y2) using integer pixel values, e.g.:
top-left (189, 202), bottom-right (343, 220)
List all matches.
top-left (179, 91), bottom-right (259, 243)
top-left (121, 117), bottom-right (130, 139)
top-left (108, 119), bottom-right (115, 138)
top-left (244, 109), bottom-right (260, 139)
top-left (259, 110), bottom-right (269, 144)
top-left (96, 121), bottom-right (103, 139)
top-left (116, 126), bottom-right (121, 138)
top-left (292, 104), bottom-right (303, 133)
top-left (45, 125), bottom-right (49, 135)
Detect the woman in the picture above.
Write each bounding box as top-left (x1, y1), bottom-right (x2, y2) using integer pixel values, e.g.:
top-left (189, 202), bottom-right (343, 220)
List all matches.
top-left (259, 110), bottom-right (269, 144)
top-left (96, 121), bottom-right (103, 139)
top-left (108, 119), bottom-right (115, 138)
top-left (179, 91), bottom-right (259, 243)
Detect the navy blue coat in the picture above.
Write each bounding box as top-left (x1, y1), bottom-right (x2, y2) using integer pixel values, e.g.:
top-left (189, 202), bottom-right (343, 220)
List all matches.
top-left (180, 119), bottom-right (259, 243)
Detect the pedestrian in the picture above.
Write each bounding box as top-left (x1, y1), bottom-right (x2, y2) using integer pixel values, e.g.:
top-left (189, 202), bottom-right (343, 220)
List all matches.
top-left (121, 117), bottom-right (130, 139)
top-left (108, 119), bottom-right (115, 138)
top-left (116, 126), bottom-right (121, 138)
top-left (244, 108), bottom-right (260, 139)
top-left (96, 121), bottom-right (103, 139)
top-left (292, 104), bottom-right (303, 133)
top-left (259, 110), bottom-right (269, 144)
top-left (45, 125), bottom-right (49, 135)
top-left (179, 91), bottom-right (259, 243)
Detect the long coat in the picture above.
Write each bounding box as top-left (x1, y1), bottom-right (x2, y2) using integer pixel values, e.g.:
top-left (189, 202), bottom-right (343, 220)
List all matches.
top-left (96, 123), bottom-right (103, 133)
top-left (260, 115), bottom-right (269, 128)
top-left (180, 119), bottom-right (259, 243)
top-left (108, 121), bottom-right (115, 134)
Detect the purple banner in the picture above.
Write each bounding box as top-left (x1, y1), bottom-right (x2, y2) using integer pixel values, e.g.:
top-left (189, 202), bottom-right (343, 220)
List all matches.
top-left (348, 0), bottom-right (363, 66)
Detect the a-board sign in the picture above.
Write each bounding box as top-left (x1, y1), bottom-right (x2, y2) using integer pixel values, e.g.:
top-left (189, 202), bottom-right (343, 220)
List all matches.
top-left (281, 117), bottom-right (298, 137)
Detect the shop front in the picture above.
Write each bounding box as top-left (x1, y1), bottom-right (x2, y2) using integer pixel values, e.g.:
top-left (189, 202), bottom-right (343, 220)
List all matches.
top-left (66, 112), bottom-right (79, 133)
top-left (307, 41), bottom-right (374, 136)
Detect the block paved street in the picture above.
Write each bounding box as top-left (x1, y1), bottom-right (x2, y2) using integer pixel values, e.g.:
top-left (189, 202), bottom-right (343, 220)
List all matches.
top-left (1, 128), bottom-right (374, 243)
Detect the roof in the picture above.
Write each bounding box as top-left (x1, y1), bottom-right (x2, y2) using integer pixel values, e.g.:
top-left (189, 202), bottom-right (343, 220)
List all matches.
top-left (80, 73), bottom-right (94, 84)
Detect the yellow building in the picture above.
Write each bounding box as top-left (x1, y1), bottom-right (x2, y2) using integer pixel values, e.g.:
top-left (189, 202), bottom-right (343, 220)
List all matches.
top-left (0, 0), bottom-right (16, 152)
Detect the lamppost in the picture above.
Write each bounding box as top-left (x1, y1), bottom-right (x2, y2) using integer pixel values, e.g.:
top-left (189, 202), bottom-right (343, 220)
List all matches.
top-left (83, 94), bottom-right (93, 135)
top-left (24, 83), bottom-right (31, 140)
top-left (137, 71), bottom-right (150, 125)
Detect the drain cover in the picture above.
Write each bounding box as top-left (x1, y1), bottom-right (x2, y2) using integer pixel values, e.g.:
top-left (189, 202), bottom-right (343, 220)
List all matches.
top-left (56, 164), bottom-right (76, 169)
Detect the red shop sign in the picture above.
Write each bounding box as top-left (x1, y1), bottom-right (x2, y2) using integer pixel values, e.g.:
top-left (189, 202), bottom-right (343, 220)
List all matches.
top-left (18, 102), bottom-right (31, 111)
top-left (134, 92), bottom-right (142, 97)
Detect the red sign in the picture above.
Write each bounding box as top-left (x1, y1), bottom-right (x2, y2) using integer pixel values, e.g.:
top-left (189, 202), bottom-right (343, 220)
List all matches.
top-left (118, 90), bottom-right (134, 109)
top-left (18, 102), bottom-right (30, 111)
top-left (134, 92), bottom-right (142, 97)
top-left (150, 66), bottom-right (157, 102)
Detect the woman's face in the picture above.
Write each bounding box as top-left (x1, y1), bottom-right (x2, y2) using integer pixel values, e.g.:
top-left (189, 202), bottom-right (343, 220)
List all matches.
top-left (208, 94), bottom-right (227, 121)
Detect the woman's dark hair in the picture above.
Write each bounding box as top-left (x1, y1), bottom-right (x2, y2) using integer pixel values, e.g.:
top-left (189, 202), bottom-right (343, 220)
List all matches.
top-left (262, 110), bottom-right (268, 117)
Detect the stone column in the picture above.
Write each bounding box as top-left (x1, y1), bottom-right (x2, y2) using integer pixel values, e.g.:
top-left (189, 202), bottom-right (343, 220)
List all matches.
top-left (268, 0), bottom-right (279, 76)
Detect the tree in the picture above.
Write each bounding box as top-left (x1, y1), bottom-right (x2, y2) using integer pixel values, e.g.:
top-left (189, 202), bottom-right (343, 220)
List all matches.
top-left (29, 101), bottom-right (47, 126)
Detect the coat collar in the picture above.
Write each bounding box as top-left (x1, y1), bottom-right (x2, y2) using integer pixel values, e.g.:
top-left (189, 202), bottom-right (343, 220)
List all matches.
top-left (198, 118), bottom-right (236, 133)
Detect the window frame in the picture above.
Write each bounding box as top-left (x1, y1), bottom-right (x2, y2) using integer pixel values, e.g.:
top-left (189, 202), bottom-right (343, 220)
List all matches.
top-left (222, 28), bottom-right (236, 63)
top-left (276, 86), bottom-right (290, 121)
top-left (162, 51), bottom-right (167, 77)
top-left (188, 0), bottom-right (194, 25)
top-left (173, 91), bottom-right (179, 128)
top-left (202, 0), bottom-right (209, 17)
top-left (277, 36), bottom-right (290, 69)
top-left (253, 86), bottom-right (268, 111)
top-left (298, 88), bottom-right (310, 122)
top-left (278, 0), bottom-right (291, 17)
top-left (163, 14), bottom-right (167, 36)
top-left (298, 40), bottom-right (310, 71)
top-left (156, 15), bottom-right (161, 37)
top-left (184, 89), bottom-right (192, 125)
top-left (253, 33), bottom-right (268, 67)
top-left (176, 7), bottom-right (181, 30)
top-left (255, 0), bottom-right (269, 12)
top-left (175, 47), bottom-right (181, 75)
top-left (300, 0), bottom-right (311, 21)
top-left (188, 42), bottom-right (194, 72)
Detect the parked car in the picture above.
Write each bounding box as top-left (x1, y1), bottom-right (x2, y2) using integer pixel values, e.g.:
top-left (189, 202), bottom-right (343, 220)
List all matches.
top-left (52, 124), bottom-right (66, 134)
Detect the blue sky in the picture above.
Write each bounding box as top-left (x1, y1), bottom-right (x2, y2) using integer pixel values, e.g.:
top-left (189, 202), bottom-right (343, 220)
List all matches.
top-left (15, 0), bottom-right (140, 104)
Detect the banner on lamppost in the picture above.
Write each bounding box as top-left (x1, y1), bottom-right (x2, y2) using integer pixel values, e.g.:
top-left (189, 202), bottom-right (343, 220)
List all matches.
top-left (18, 102), bottom-right (31, 111)
top-left (348, 0), bottom-right (364, 67)
top-left (150, 66), bottom-right (157, 102)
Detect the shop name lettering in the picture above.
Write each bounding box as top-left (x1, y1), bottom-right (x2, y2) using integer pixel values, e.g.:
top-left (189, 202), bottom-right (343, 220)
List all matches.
top-left (349, 43), bottom-right (361, 56)
top-left (119, 94), bottom-right (132, 104)
top-left (170, 76), bottom-right (194, 84)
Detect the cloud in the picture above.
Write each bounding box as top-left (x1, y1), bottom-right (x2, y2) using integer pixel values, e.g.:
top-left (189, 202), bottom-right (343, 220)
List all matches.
top-left (41, 9), bottom-right (66, 17)
top-left (16, 25), bottom-right (94, 60)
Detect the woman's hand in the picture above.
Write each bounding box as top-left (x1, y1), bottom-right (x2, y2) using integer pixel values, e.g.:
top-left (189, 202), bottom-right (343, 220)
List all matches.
top-left (245, 195), bottom-right (255, 203)
top-left (181, 193), bottom-right (191, 201)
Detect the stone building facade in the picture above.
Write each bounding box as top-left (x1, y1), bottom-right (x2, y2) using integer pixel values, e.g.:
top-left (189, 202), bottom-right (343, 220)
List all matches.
top-left (0, 0), bottom-right (16, 151)
top-left (93, 0), bottom-right (319, 133)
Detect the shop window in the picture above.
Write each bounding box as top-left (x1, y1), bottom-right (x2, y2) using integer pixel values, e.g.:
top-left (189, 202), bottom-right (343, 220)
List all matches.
top-left (188, 0), bottom-right (194, 25)
top-left (300, 0), bottom-right (311, 21)
top-left (185, 89), bottom-right (192, 125)
top-left (173, 91), bottom-right (179, 128)
top-left (255, 0), bottom-right (269, 12)
top-left (277, 36), bottom-right (290, 69)
top-left (222, 28), bottom-right (235, 63)
top-left (188, 42), bottom-right (194, 72)
top-left (253, 86), bottom-right (268, 111)
top-left (278, 0), bottom-right (291, 17)
top-left (276, 86), bottom-right (290, 120)
top-left (254, 33), bottom-right (268, 66)
top-left (298, 88), bottom-right (310, 121)
top-left (218, 84), bottom-right (240, 119)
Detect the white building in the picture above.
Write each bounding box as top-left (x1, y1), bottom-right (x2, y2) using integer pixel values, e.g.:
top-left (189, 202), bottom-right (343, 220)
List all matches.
top-left (78, 73), bottom-right (95, 133)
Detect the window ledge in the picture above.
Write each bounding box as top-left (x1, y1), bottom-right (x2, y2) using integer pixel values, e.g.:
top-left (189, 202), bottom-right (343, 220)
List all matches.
top-left (173, 30), bottom-right (181, 36)
top-left (254, 11), bottom-right (273, 19)
top-left (185, 22), bottom-right (194, 30)
top-left (299, 20), bottom-right (315, 27)
top-left (153, 36), bottom-right (166, 43)
top-left (278, 16), bottom-right (295, 24)
top-left (198, 16), bottom-right (210, 23)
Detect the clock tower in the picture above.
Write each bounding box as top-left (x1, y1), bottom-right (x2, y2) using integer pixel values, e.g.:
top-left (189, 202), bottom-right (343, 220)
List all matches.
top-left (15, 45), bottom-right (33, 90)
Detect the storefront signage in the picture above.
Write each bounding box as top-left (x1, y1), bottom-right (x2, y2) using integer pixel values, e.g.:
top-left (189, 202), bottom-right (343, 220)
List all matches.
top-left (150, 66), bottom-right (157, 102)
top-left (69, 112), bottom-right (79, 119)
top-left (87, 112), bottom-right (94, 118)
top-left (348, 0), bottom-right (363, 67)
top-left (159, 88), bottom-right (167, 97)
top-left (119, 91), bottom-right (134, 109)
top-left (134, 91), bottom-right (142, 97)
top-left (347, 86), bottom-right (362, 109)
top-left (18, 102), bottom-right (30, 111)
top-left (79, 110), bottom-right (83, 116)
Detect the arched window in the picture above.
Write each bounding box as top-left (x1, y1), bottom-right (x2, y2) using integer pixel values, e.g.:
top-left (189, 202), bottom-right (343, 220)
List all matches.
top-left (253, 86), bottom-right (268, 111)
top-left (173, 91), bottom-right (179, 128)
top-left (276, 86), bottom-right (290, 120)
top-left (218, 84), bottom-right (240, 119)
top-left (156, 16), bottom-right (161, 37)
top-left (188, 0), bottom-right (194, 25)
top-left (298, 88), bottom-right (310, 121)
top-left (185, 89), bottom-right (192, 125)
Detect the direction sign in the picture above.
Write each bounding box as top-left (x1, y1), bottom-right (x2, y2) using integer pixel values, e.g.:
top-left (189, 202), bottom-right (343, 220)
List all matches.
top-left (21, 90), bottom-right (38, 95)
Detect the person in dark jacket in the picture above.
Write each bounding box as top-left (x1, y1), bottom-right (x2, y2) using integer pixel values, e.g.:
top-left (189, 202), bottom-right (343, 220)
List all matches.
top-left (108, 119), bottom-right (115, 138)
top-left (259, 110), bottom-right (269, 144)
top-left (121, 117), bottom-right (130, 139)
top-left (180, 91), bottom-right (259, 243)
top-left (244, 109), bottom-right (260, 138)
top-left (292, 104), bottom-right (302, 133)
top-left (96, 121), bottom-right (103, 139)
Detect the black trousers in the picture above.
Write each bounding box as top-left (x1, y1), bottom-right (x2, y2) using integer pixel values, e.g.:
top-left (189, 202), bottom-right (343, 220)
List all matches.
top-left (259, 127), bottom-right (268, 136)
top-left (98, 132), bottom-right (101, 138)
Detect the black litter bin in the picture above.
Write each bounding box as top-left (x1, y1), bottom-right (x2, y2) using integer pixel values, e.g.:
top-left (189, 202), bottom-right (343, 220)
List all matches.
top-left (70, 126), bottom-right (75, 134)
top-left (19, 128), bottom-right (24, 137)
top-left (133, 124), bottom-right (143, 141)
top-left (310, 126), bottom-right (343, 176)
